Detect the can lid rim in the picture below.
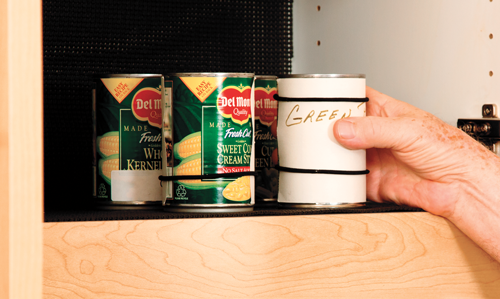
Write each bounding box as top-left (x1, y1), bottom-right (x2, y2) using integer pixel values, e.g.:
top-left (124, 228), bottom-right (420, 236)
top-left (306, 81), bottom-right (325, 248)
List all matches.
top-left (255, 75), bottom-right (278, 79)
top-left (167, 72), bottom-right (255, 77)
top-left (94, 74), bottom-right (163, 78)
top-left (277, 74), bottom-right (366, 79)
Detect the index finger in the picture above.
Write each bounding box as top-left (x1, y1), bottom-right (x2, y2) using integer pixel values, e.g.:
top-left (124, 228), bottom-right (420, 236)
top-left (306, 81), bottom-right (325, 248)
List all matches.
top-left (366, 86), bottom-right (430, 118)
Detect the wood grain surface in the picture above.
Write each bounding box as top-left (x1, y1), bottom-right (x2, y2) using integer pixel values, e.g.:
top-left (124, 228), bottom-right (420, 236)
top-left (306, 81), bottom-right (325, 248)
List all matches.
top-left (0, 0), bottom-right (9, 296)
top-left (44, 212), bottom-right (500, 298)
top-left (1, 0), bottom-right (43, 298)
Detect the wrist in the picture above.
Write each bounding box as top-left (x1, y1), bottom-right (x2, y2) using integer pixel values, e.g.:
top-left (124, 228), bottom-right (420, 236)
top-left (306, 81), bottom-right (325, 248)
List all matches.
top-left (448, 182), bottom-right (500, 261)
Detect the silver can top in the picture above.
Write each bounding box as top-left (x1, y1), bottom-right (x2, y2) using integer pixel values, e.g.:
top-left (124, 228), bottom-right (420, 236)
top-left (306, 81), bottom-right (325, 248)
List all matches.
top-left (167, 72), bottom-right (254, 78)
top-left (255, 75), bottom-right (278, 80)
top-left (277, 74), bottom-right (365, 79)
top-left (96, 74), bottom-right (163, 78)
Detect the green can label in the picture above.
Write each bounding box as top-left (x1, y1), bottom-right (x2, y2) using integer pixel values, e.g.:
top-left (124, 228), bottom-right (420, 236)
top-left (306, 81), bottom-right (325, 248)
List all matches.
top-left (169, 75), bottom-right (254, 205)
top-left (254, 77), bottom-right (279, 203)
top-left (93, 76), bottom-right (163, 202)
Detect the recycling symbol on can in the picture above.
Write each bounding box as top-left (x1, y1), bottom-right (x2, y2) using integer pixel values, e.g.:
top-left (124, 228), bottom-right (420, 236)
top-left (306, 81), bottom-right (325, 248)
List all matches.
top-left (176, 185), bottom-right (187, 198)
top-left (98, 183), bottom-right (107, 196)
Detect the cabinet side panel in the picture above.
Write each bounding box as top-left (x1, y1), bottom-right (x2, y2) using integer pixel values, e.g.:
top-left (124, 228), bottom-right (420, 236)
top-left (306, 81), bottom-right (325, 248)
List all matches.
top-left (7, 0), bottom-right (44, 298)
top-left (0, 0), bottom-right (9, 296)
top-left (292, 0), bottom-right (500, 126)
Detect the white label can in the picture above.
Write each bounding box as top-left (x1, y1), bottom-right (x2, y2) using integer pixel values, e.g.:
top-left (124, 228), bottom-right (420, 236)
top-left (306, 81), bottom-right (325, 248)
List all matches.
top-left (276, 74), bottom-right (367, 208)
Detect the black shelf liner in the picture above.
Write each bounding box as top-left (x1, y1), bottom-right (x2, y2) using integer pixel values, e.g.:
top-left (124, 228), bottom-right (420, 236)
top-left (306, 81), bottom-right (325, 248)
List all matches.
top-left (44, 202), bottom-right (424, 222)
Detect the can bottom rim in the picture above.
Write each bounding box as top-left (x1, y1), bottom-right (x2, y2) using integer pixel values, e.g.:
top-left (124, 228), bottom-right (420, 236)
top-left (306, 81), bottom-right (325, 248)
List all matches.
top-left (95, 201), bottom-right (162, 210)
top-left (163, 203), bottom-right (254, 213)
top-left (278, 202), bottom-right (366, 209)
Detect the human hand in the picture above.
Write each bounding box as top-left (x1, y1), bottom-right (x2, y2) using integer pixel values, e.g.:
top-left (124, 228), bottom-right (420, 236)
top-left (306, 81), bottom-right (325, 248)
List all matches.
top-left (333, 87), bottom-right (500, 219)
top-left (333, 86), bottom-right (500, 261)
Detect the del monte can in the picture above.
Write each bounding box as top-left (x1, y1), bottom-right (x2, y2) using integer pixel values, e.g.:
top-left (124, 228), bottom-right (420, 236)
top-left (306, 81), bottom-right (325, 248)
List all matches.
top-left (254, 75), bottom-right (279, 206)
top-left (93, 74), bottom-right (165, 209)
top-left (161, 73), bottom-right (255, 213)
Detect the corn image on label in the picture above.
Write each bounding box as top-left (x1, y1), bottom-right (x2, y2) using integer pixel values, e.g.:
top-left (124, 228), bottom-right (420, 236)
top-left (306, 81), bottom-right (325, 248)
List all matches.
top-left (222, 176), bottom-right (251, 201)
top-left (168, 74), bottom-right (253, 205)
top-left (93, 75), bottom-right (164, 203)
top-left (254, 77), bottom-right (279, 203)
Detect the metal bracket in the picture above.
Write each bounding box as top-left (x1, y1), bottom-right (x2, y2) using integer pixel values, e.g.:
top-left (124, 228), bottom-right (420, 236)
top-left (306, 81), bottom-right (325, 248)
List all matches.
top-left (458, 104), bottom-right (500, 155)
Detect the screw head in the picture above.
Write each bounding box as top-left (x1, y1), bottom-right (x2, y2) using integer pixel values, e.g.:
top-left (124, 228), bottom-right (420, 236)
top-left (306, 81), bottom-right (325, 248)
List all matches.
top-left (482, 104), bottom-right (497, 118)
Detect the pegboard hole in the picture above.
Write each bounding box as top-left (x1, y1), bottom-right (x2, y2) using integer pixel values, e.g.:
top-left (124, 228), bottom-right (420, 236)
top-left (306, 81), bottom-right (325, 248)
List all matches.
top-left (317, 5), bottom-right (321, 11)
top-left (490, 33), bottom-right (494, 39)
top-left (490, 71), bottom-right (494, 77)
top-left (317, 40), bottom-right (321, 46)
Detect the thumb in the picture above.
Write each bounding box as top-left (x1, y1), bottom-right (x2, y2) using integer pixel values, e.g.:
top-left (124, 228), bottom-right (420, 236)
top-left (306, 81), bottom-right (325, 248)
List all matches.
top-left (333, 116), bottom-right (412, 150)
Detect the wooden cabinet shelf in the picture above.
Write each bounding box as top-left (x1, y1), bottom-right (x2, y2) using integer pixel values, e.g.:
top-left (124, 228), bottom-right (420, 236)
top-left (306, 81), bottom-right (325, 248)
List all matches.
top-left (43, 212), bottom-right (500, 298)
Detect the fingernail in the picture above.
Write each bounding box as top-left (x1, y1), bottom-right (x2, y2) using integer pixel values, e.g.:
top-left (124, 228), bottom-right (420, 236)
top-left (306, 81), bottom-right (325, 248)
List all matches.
top-left (337, 120), bottom-right (356, 139)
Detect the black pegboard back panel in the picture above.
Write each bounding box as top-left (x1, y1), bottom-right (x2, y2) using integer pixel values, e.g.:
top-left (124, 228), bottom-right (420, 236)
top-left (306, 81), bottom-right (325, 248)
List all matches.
top-left (43, 0), bottom-right (293, 209)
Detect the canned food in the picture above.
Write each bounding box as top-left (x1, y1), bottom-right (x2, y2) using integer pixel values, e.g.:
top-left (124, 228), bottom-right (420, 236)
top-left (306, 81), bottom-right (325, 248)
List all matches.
top-left (276, 74), bottom-right (368, 208)
top-left (161, 73), bottom-right (255, 213)
top-left (253, 75), bottom-right (279, 206)
top-left (161, 79), bottom-right (174, 203)
top-left (93, 74), bottom-right (164, 209)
